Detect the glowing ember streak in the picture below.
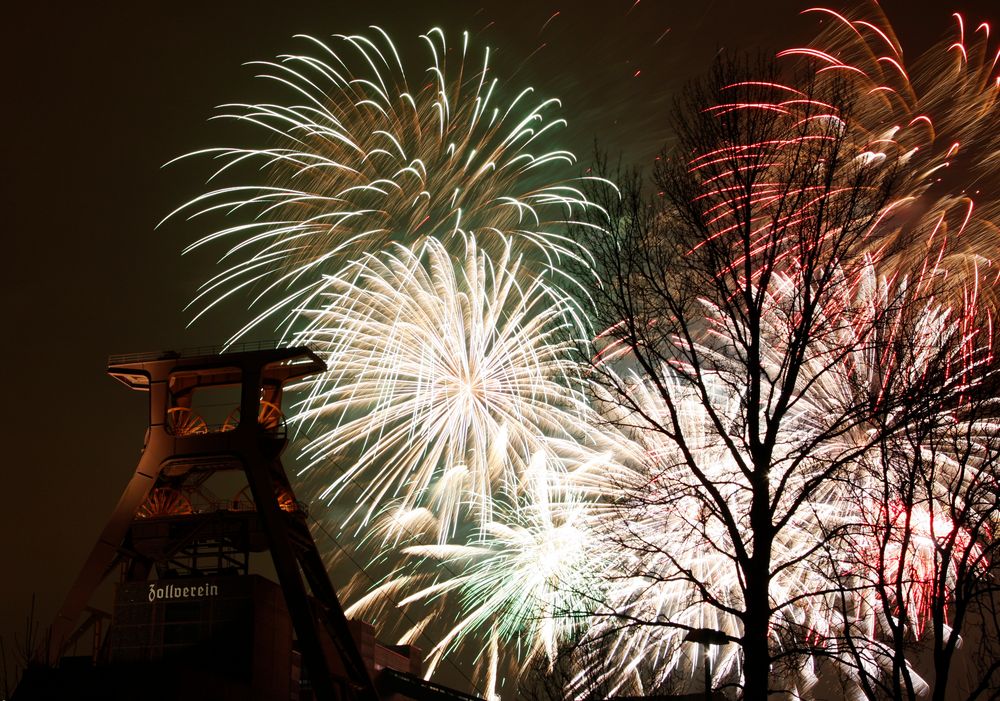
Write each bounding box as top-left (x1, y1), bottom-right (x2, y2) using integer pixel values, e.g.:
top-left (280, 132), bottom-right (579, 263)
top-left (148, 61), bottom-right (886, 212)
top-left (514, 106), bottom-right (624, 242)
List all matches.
top-left (784, 5), bottom-right (1000, 308)
top-left (863, 500), bottom-right (985, 639)
top-left (165, 27), bottom-right (602, 340)
top-left (294, 236), bottom-right (593, 538)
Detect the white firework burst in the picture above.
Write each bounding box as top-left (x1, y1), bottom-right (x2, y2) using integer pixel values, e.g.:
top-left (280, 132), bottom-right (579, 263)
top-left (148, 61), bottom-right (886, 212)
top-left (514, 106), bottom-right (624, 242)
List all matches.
top-left (294, 235), bottom-right (594, 537)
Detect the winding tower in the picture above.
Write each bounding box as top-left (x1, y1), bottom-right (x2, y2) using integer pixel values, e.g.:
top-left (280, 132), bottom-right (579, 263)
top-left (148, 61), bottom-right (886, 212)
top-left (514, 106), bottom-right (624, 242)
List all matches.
top-left (23, 344), bottom-right (473, 701)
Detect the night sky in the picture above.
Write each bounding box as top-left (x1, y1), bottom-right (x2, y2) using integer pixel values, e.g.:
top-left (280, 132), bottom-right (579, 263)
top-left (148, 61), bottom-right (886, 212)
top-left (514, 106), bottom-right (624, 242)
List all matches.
top-left (1, 0), bottom-right (994, 675)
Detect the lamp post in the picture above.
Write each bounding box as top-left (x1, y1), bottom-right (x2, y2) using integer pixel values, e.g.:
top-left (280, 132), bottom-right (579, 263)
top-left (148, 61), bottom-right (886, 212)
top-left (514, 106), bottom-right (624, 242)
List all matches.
top-left (684, 628), bottom-right (729, 701)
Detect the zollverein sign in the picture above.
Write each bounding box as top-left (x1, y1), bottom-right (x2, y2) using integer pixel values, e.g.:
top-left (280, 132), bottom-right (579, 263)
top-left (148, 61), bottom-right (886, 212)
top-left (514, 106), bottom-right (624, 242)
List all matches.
top-left (146, 581), bottom-right (220, 602)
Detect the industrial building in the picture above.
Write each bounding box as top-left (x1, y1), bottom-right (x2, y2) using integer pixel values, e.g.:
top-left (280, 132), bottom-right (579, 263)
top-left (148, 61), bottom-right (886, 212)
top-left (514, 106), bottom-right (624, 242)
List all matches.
top-left (14, 344), bottom-right (479, 701)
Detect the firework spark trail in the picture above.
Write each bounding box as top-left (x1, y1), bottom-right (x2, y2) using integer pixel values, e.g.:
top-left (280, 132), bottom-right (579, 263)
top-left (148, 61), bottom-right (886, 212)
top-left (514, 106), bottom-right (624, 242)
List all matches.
top-left (681, 77), bottom-right (898, 294)
top-left (860, 500), bottom-right (985, 640)
top-left (163, 27), bottom-right (604, 341)
top-left (292, 235), bottom-right (595, 540)
top-left (781, 4), bottom-right (1000, 309)
top-left (165, 13), bottom-right (1000, 699)
top-left (339, 440), bottom-right (622, 701)
top-left (166, 25), bottom-right (617, 694)
top-left (323, 11), bottom-right (1000, 697)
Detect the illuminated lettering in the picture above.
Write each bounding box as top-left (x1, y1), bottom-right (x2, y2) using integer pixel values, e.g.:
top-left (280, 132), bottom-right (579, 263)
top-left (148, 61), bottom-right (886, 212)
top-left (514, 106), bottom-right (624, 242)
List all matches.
top-left (145, 581), bottom-right (220, 602)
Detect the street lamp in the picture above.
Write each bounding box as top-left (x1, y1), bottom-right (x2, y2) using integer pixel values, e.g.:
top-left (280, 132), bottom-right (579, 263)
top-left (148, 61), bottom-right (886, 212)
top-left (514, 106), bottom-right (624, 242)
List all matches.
top-left (684, 628), bottom-right (729, 701)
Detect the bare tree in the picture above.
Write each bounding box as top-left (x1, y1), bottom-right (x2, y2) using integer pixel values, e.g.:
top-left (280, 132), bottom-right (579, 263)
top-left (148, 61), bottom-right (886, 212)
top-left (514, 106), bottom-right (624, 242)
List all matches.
top-left (830, 362), bottom-right (1000, 701)
top-left (566, 54), bottom-right (968, 699)
top-left (2, 596), bottom-right (44, 700)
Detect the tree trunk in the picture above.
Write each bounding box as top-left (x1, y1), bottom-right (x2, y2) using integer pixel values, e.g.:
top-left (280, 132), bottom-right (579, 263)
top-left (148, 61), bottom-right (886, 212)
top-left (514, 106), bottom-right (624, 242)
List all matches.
top-left (742, 486), bottom-right (773, 700)
top-left (742, 571), bottom-right (771, 699)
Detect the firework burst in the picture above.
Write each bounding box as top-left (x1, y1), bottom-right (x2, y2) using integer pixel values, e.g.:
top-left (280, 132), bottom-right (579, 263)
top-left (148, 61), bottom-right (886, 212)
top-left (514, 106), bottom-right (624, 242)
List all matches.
top-left (165, 27), bottom-right (601, 339)
top-left (342, 442), bottom-right (618, 701)
top-left (294, 235), bottom-right (593, 538)
top-left (164, 11), bottom-right (1000, 700)
top-left (167, 26), bottom-right (611, 695)
top-left (782, 4), bottom-right (1000, 307)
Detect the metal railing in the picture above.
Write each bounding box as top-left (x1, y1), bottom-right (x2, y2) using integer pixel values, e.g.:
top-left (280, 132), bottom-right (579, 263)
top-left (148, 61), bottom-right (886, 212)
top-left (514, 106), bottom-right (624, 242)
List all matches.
top-left (165, 412), bottom-right (288, 441)
top-left (108, 340), bottom-right (289, 365)
top-left (137, 495), bottom-right (309, 518)
top-left (381, 669), bottom-right (485, 701)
